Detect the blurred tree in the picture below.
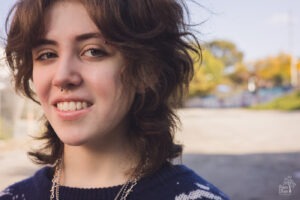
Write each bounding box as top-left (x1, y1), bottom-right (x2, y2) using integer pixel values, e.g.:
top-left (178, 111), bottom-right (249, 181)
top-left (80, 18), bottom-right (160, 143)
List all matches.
top-left (189, 49), bottom-right (224, 96)
top-left (254, 53), bottom-right (291, 87)
top-left (206, 40), bottom-right (244, 68)
top-left (227, 62), bottom-right (250, 85)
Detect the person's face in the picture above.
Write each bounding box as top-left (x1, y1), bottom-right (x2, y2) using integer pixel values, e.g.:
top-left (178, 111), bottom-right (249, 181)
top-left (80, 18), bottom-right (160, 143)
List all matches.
top-left (32, 1), bottom-right (134, 146)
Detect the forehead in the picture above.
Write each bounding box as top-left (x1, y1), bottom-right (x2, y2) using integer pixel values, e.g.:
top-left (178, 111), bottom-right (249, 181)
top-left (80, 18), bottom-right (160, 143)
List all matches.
top-left (43, 1), bottom-right (100, 39)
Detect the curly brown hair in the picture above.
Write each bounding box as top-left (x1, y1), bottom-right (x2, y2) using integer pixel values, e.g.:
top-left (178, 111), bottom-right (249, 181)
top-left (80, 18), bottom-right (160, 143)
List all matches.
top-left (5, 0), bottom-right (201, 176)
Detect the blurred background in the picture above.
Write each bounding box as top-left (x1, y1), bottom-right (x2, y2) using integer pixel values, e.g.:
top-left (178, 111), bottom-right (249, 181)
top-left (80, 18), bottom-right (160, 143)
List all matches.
top-left (0, 0), bottom-right (300, 199)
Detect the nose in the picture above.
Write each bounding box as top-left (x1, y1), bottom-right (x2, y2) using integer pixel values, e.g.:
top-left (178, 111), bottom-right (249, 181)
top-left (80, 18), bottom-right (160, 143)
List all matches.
top-left (52, 55), bottom-right (82, 91)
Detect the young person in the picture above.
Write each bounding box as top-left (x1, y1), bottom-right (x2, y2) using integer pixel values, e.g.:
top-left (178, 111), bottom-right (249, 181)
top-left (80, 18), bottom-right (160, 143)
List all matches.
top-left (0, 0), bottom-right (229, 199)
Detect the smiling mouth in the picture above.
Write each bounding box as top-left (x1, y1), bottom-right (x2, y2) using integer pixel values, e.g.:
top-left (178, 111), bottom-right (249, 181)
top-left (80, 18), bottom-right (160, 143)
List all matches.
top-left (56, 101), bottom-right (92, 112)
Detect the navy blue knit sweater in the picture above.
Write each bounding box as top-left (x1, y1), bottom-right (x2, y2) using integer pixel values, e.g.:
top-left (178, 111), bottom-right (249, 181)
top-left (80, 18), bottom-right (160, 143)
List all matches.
top-left (0, 163), bottom-right (229, 200)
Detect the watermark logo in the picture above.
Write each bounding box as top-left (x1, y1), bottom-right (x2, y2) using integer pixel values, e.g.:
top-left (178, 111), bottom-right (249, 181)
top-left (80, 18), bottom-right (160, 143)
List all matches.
top-left (279, 176), bottom-right (296, 196)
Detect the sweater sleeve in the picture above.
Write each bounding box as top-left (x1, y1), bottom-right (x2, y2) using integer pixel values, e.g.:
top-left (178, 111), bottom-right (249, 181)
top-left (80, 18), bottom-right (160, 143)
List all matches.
top-left (0, 167), bottom-right (51, 200)
top-left (173, 180), bottom-right (229, 200)
top-left (133, 164), bottom-right (230, 200)
top-left (0, 186), bottom-right (25, 200)
top-left (171, 166), bottom-right (230, 200)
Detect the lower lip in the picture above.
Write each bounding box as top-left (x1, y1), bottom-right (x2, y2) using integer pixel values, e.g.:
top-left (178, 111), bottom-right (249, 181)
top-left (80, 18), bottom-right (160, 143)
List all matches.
top-left (54, 106), bottom-right (92, 121)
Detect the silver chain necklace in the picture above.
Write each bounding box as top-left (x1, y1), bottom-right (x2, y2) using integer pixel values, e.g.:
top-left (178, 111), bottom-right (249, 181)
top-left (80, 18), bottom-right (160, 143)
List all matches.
top-left (50, 160), bottom-right (139, 200)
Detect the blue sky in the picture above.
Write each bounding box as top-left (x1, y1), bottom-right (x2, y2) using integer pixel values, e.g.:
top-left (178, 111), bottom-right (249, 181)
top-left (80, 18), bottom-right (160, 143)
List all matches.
top-left (188, 0), bottom-right (300, 61)
top-left (1, 0), bottom-right (300, 62)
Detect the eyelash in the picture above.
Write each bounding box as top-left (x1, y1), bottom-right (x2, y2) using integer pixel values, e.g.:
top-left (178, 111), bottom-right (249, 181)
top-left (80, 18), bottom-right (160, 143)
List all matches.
top-left (81, 48), bottom-right (108, 58)
top-left (35, 48), bottom-right (108, 61)
top-left (36, 52), bottom-right (57, 61)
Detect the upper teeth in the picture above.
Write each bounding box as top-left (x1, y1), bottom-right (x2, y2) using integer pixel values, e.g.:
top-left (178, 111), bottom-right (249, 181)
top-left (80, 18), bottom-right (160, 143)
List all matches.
top-left (57, 101), bottom-right (88, 111)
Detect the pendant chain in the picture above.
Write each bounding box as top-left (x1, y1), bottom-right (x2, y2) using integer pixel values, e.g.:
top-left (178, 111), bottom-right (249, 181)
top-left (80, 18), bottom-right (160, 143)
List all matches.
top-left (50, 159), bottom-right (140, 200)
top-left (50, 159), bottom-right (62, 200)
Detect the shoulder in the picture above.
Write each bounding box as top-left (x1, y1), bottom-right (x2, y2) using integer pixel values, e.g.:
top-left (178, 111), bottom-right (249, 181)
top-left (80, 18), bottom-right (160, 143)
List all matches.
top-left (170, 165), bottom-right (229, 200)
top-left (134, 163), bottom-right (230, 200)
top-left (0, 167), bottom-right (52, 200)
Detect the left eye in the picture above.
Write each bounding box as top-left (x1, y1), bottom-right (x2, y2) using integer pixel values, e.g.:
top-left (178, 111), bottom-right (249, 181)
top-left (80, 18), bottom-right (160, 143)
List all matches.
top-left (36, 52), bottom-right (57, 61)
top-left (82, 49), bottom-right (108, 58)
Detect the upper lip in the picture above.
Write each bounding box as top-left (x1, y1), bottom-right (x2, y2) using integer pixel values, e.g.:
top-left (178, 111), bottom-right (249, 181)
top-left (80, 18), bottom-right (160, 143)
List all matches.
top-left (51, 97), bottom-right (93, 106)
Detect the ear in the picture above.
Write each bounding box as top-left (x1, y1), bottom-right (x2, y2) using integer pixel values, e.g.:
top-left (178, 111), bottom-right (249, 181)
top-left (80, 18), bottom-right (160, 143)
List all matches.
top-left (135, 68), bottom-right (159, 94)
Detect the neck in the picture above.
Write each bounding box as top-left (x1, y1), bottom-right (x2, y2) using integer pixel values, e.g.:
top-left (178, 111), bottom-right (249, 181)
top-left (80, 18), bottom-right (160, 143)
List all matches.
top-left (60, 133), bottom-right (138, 188)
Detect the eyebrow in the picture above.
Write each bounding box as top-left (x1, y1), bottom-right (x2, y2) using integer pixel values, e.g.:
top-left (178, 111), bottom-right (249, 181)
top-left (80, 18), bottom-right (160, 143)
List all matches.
top-left (75, 32), bottom-right (103, 42)
top-left (34, 39), bottom-right (57, 47)
top-left (33, 32), bottom-right (103, 48)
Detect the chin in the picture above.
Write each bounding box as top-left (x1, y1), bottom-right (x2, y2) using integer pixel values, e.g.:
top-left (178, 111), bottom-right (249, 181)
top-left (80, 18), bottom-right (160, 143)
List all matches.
top-left (54, 128), bottom-right (91, 146)
top-left (59, 135), bottom-right (90, 146)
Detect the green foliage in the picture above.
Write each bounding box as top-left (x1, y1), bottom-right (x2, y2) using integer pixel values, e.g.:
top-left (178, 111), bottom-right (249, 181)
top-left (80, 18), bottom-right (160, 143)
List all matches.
top-left (227, 62), bottom-right (250, 85)
top-left (189, 49), bottom-right (224, 96)
top-left (206, 40), bottom-right (244, 67)
top-left (254, 53), bottom-right (291, 86)
top-left (188, 39), bottom-right (298, 98)
top-left (251, 91), bottom-right (300, 111)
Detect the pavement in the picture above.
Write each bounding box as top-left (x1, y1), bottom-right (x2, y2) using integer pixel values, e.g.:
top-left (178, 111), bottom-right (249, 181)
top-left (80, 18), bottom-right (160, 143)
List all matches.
top-left (0, 108), bottom-right (300, 200)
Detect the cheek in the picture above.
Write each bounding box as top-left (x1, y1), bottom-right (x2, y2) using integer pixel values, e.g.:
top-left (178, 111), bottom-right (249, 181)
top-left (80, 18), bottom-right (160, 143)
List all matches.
top-left (32, 68), bottom-right (52, 104)
top-left (89, 67), bottom-right (123, 100)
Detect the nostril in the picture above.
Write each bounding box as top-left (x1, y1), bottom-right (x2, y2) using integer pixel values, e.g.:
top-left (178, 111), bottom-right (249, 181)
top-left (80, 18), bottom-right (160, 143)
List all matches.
top-left (53, 72), bottom-right (83, 90)
top-left (60, 83), bottom-right (78, 91)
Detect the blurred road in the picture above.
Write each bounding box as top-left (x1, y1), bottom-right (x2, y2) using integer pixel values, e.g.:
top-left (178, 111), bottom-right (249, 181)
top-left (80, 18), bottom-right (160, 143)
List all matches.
top-left (1, 109), bottom-right (300, 200)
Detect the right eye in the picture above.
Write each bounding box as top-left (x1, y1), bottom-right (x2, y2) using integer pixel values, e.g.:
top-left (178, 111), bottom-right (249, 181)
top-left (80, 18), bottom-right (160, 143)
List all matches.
top-left (36, 52), bottom-right (58, 61)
